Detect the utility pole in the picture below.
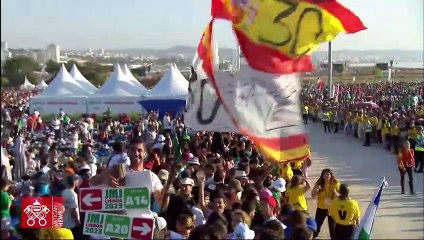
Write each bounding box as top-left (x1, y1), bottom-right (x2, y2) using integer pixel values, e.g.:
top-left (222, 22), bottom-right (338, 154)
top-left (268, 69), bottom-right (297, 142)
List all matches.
top-left (328, 41), bottom-right (333, 98)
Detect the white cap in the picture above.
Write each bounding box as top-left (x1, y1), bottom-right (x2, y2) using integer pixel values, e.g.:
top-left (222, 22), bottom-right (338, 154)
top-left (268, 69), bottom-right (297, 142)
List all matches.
top-left (157, 135), bottom-right (166, 142)
top-left (156, 217), bottom-right (167, 231)
top-left (234, 170), bottom-right (248, 179)
top-left (188, 157), bottom-right (200, 165)
top-left (233, 223), bottom-right (255, 239)
top-left (272, 178), bottom-right (286, 192)
top-left (180, 178), bottom-right (195, 186)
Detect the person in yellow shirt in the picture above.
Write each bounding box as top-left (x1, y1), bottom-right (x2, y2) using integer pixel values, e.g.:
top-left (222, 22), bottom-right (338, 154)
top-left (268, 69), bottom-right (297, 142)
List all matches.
top-left (39, 228), bottom-right (74, 239)
top-left (391, 122), bottom-right (401, 154)
top-left (291, 160), bottom-right (304, 176)
top-left (364, 117), bottom-right (373, 147)
top-left (408, 124), bottom-right (418, 151)
top-left (303, 105), bottom-right (309, 124)
top-left (370, 115), bottom-right (378, 141)
top-left (279, 163), bottom-right (293, 182)
top-left (382, 119), bottom-right (391, 151)
top-left (353, 113), bottom-right (361, 138)
top-left (311, 169), bottom-right (340, 239)
top-left (329, 184), bottom-right (360, 240)
top-left (286, 175), bottom-right (311, 211)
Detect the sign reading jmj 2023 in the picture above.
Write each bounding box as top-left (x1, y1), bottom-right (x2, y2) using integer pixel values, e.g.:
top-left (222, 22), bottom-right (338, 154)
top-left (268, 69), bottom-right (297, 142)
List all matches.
top-left (84, 212), bottom-right (154, 240)
top-left (80, 187), bottom-right (150, 212)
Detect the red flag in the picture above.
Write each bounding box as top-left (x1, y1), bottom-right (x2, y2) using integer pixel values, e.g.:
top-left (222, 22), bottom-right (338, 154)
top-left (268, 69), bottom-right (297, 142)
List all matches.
top-left (197, 19), bottom-right (215, 83)
top-left (211, 0), bottom-right (233, 20)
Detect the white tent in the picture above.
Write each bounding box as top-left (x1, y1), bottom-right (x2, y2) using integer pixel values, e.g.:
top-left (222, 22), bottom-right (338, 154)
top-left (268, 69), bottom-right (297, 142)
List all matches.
top-left (36, 80), bottom-right (48, 89)
top-left (122, 64), bottom-right (147, 93)
top-left (39, 64), bottom-right (91, 96)
top-left (144, 64), bottom-right (189, 100)
top-left (20, 76), bottom-right (35, 90)
top-left (87, 64), bottom-right (143, 114)
top-left (29, 64), bottom-right (89, 114)
top-left (70, 64), bottom-right (98, 94)
top-left (95, 64), bottom-right (141, 96)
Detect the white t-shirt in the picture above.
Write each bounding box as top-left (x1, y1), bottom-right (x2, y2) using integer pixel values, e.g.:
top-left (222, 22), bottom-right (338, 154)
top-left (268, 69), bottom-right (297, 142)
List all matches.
top-left (107, 153), bottom-right (131, 169)
top-left (163, 116), bottom-right (172, 129)
top-left (70, 132), bottom-right (79, 149)
top-left (126, 168), bottom-right (163, 193)
top-left (62, 188), bottom-right (80, 229)
top-left (52, 119), bottom-right (60, 130)
top-left (87, 118), bottom-right (94, 129)
top-left (191, 206), bottom-right (206, 226)
top-left (168, 231), bottom-right (186, 240)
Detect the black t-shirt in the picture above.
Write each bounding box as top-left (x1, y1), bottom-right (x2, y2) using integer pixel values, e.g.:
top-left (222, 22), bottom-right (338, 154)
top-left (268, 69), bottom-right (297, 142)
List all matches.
top-left (165, 194), bottom-right (193, 231)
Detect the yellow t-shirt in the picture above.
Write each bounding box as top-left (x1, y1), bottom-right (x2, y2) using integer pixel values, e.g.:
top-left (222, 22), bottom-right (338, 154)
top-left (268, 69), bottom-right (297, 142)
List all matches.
top-left (317, 181), bottom-right (340, 210)
top-left (303, 106), bottom-right (309, 114)
top-left (286, 186), bottom-right (308, 211)
top-left (291, 161), bottom-right (303, 170)
top-left (392, 126), bottom-right (401, 136)
top-left (329, 198), bottom-right (360, 226)
top-left (39, 228), bottom-right (74, 239)
top-left (408, 128), bottom-right (418, 139)
top-left (279, 164), bottom-right (293, 181)
top-left (370, 117), bottom-right (378, 126)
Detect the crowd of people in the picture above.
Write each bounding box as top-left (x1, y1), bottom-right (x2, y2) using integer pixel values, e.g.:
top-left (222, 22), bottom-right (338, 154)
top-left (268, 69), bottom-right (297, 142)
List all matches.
top-left (0, 81), bottom-right (422, 240)
top-left (302, 82), bottom-right (423, 194)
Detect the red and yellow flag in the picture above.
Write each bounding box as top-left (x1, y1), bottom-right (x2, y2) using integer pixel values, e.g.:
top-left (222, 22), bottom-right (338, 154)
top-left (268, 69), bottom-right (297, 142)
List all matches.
top-left (197, 19), bottom-right (215, 84)
top-left (211, 0), bottom-right (366, 74)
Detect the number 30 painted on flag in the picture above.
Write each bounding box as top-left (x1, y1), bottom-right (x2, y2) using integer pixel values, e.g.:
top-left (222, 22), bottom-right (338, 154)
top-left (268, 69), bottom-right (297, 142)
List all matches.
top-left (258, 0), bottom-right (323, 55)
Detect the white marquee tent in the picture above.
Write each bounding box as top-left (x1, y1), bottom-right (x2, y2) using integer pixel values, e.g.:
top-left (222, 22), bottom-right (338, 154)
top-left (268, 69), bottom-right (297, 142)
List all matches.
top-left (143, 64), bottom-right (189, 100)
top-left (29, 64), bottom-right (89, 114)
top-left (122, 64), bottom-right (148, 93)
top-left (87, 64), bottom-right (144, 114)
top-left (70, 64), bottom-right (98, 94)
top-left (36, 80), bottom-right (48, 89)
top-left (20, 76), bottom-right (36, 90)
top-left (139, 64), bottom-right (189, 114)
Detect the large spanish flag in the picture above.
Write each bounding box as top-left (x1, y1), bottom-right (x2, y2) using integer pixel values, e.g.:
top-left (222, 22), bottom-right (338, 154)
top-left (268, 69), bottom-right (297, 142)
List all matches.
top-left (197, 19), bottom-right (215, 83)
top-left (212, 0), bottom-right (366, 74)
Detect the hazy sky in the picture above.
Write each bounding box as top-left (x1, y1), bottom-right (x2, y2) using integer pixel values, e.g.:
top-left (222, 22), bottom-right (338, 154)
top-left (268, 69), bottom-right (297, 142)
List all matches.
top-left (1, 0), bottom-right (423, 51)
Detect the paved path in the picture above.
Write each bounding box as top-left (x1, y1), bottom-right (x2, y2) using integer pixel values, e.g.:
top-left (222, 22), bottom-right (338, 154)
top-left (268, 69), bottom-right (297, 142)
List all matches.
top-left (304, 122), bottom-right (423, 239)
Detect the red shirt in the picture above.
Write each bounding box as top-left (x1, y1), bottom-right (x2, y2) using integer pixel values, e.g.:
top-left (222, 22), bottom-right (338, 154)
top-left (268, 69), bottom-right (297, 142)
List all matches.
top-left (398, 149), bottom-right (414, 168)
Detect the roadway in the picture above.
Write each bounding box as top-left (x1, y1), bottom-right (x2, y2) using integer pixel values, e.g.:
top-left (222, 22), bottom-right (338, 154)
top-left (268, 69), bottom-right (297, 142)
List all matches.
top-left (305, 122), bottom-right (423, 239)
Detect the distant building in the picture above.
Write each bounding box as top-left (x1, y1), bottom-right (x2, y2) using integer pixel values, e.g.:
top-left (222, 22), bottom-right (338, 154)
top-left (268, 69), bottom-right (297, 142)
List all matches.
top-left (46, 43), bottom-right (61, 62)
top-left (1, 49), bottom-right (12, 65)
top-left (1, 41), bottom-right (7, 51)
top-left (99, 48), bottom-right (105, 56)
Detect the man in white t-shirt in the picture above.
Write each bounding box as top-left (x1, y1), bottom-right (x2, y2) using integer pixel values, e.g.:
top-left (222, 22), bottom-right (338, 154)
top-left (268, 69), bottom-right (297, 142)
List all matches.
top-left (62, 175), bottom-right (81, 238)
top-left (91, 137), bottom-right (164, 206)
top-left (69, 130), bottom-right (79, 155)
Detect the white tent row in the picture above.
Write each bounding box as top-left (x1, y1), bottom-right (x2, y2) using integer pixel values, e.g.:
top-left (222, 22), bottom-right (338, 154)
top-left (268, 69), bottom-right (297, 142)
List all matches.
top-left (143, 63), bottom-right (189, 100)
top-left (30, 63), bottom-right (189, 115)
top-left (87, 64), bottom-right (146, 114)
top-left (20, 76), bottom-right (36, 90)
top-left (36, 80), bottom-right (48, 89)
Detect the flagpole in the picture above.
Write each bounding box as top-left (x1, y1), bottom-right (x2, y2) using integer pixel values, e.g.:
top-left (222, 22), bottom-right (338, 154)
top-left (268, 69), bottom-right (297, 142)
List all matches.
top-left (328, 41), bottom-right (333, 98)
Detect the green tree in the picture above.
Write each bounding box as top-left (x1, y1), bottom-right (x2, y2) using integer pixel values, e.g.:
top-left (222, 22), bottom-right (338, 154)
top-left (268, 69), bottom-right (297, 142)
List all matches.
top-left (0, 76), bottom-right (9, 87)
top-left (3, 56), bottom-right (41, 86)
top-left (132, 66), bottom-right (146, 76)
top-left (78, 62), bottom-right (109, 87)
top-left (45, 60), bottom-right (61, 74)
top-left (65, 60), bottom-right (80, 70)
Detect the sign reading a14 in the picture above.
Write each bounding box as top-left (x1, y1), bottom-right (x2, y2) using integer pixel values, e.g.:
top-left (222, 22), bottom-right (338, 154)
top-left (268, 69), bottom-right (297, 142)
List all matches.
top-left (80, 187), bottom-right (150, 212)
